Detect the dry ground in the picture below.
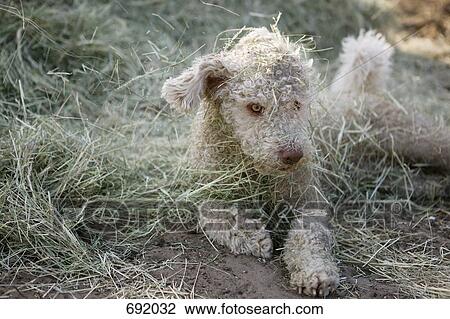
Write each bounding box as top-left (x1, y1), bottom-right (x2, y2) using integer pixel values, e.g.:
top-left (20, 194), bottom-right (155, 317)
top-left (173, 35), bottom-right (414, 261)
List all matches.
top-left (0, 0), bottom-right (449, 299)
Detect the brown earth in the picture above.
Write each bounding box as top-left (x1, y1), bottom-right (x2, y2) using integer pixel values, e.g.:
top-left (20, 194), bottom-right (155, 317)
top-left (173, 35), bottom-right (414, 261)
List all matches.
top-left (1, 0), bottom-right (448, 300)
top-left (143, 232), bottom-right (403, 299)
top-left (387, 0), bottom-right (450, 63)
top-left (394, 0), bottom-right (450, 40)
top-left (2, 200), bottom-right (448, 299)
top-left (0, 231), bottom-right (404, 299)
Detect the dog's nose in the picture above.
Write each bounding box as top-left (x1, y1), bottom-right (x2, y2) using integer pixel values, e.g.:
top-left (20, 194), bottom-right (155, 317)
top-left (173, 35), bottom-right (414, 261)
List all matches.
top-left (279, 148), bottom-right (303, 165)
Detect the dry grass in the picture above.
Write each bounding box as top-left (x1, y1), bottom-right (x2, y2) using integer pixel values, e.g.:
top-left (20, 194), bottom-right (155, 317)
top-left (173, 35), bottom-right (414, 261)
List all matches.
top-left (315, 107), bottom-right (450, 298)
top-left (0, 0), bottom-right (448, 298)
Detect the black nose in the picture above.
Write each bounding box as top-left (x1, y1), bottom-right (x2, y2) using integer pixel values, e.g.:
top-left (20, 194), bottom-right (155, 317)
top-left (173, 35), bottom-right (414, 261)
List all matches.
top-left (279, 148), bottom-right (303, 165)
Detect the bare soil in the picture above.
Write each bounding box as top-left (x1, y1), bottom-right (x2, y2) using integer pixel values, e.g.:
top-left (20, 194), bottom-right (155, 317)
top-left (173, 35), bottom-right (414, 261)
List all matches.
top-left (0, 231), bottom-right (404, 299)
top-left (388, 0), bottom-right (450, 63)
top-left (2, 199), bottom-right (448, 299)
top-left (394, 0), bottom-right (450, 40)
top-left (1, 0), bottom-right (448, 300)
top-left (143, 233), bottom-right (404, 298)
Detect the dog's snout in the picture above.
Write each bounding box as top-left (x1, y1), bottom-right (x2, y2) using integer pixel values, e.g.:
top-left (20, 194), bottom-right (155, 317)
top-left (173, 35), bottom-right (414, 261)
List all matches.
top-left (279, 148), bottom-right (303, 165)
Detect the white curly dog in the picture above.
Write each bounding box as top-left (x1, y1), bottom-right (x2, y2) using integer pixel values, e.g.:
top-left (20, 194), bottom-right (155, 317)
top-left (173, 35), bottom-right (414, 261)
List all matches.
top-left (161, 27), bottom-right (450, 297)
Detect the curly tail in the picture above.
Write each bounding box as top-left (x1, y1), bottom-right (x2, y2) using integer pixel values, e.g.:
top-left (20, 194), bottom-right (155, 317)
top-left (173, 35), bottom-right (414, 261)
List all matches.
top-left (331, 30), bottom-right (394, 96)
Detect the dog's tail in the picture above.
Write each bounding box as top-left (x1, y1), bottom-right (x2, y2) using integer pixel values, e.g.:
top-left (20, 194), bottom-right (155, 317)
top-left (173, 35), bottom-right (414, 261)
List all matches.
top-left (330, 30), bottom-right (394, 96)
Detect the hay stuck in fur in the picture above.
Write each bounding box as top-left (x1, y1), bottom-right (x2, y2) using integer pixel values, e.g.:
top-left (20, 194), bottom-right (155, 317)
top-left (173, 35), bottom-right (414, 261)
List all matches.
top-left (0, 0), bottom-right (448, 298)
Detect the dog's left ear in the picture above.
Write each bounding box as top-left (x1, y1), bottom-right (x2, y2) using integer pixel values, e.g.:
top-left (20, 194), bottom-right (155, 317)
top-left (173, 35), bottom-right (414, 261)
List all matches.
top-left (161, 54), bottom-right (229, 113)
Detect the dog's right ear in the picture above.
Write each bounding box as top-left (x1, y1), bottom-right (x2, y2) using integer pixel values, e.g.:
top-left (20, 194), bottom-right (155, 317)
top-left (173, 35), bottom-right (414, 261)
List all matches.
top-left (161, 54), bottom-right (229, 113)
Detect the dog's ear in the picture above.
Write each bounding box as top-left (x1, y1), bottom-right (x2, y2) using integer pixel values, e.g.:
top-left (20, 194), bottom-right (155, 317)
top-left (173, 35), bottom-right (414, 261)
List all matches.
top-left (161, 54), bottom-right (229, 112)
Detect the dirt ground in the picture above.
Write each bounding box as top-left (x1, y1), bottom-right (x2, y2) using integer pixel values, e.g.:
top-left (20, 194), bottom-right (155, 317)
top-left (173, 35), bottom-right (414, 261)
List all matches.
top-left (393, 0), bottom-right (449, 40)
top-left (0, 231), bottom-right (404, 299)
top-left (388, 0), bottom-right (450, 63)
top-left (1, 0), bottom-right (449, 300)
top-left (149, 233), bottom-right (410, 298)
top-left (1, 200), bottom-right (448, 299)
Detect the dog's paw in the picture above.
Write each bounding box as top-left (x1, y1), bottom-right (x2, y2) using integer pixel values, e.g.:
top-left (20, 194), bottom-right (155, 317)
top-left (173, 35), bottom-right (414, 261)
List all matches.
top-left (249, 230), bottom-right (273, 259)
top-left (290, 268), bottom-right (339, 297)
top-left (230, 228), bottom-right (273, 259)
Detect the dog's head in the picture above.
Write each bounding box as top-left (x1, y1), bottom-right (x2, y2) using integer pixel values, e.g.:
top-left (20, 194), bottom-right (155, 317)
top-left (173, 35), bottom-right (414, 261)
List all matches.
top-left (162, 28), bottom-right (316, 174)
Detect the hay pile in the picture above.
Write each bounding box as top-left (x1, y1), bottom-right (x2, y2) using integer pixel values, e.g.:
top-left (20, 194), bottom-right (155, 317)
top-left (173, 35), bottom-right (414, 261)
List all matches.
top-left (0, 0), bottom-right (448, 298)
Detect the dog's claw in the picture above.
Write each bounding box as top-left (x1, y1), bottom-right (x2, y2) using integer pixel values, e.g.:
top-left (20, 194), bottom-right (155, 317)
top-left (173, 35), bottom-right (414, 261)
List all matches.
top-left (291, 270), bottom-right (338, 298)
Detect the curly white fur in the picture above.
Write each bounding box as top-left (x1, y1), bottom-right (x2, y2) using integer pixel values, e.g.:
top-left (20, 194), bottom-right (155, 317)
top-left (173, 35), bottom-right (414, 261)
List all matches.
top-left (161, 25), bottom-right (450, 298)
top-left (330, 30), bottom-right (393, 96)
top-left (330, 30), bottom-right (450, 170)
top-left (162, 27), bottom-right (339, 297)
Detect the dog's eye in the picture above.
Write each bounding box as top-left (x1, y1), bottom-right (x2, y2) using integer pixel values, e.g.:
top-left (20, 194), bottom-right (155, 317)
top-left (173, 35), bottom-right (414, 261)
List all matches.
top-left (294, 101), bottom-right (302, 110)
top-left (247, 103), bottom-right (264, 114)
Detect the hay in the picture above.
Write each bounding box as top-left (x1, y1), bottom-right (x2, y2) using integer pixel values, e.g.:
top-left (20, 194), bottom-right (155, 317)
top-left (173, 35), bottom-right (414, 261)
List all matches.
top-left (0, 0), bottom-right (448, 298)
top-left (315, 107), bottom-right (450, 298)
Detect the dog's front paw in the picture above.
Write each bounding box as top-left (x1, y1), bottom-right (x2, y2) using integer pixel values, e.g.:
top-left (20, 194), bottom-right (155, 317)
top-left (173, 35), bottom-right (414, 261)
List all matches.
top-left (290, 267), bottom-right (339, 297)
top-left (230, 228), bottom-right (273, 259)
top-left (248, 230), bottom-right (273, 259)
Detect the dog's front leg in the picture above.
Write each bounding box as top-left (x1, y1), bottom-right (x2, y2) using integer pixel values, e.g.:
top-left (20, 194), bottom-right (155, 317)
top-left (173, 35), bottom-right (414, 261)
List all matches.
top-left (198, 201), bottom-right (273, 258)
top-left (283, 215), bottom-right (339, 297)
top-left (279, 171), bottom-right (339, 297)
